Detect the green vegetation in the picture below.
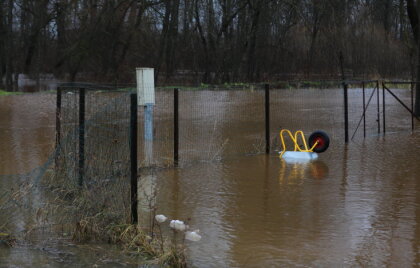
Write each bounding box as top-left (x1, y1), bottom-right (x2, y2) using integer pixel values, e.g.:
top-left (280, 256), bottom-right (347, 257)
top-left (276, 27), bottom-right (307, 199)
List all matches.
top-left (0, 90), bottom-right (23, 96)
top-left (157, 81), bottom-right (341, 91)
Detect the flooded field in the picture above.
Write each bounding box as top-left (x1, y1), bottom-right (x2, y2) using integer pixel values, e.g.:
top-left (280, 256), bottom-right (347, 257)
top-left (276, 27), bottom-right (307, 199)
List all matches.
top-left (1, 88), bottom-right (419, 267)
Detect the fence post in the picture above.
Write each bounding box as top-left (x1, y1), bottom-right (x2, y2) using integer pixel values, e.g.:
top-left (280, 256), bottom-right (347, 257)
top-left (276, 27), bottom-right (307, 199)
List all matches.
top-left (362, 82), bottom-right (366, 138)
top-left (264, 84), bottom-right (270, 154)
top-left (55, 86), bottom-right (62, 167)
top-left (343, 82), bottom-right (349, 143)
top-left (130, 93), bottom-right (138, 224)
top-left (339, 52), bottom-right (349, 143)
top-left (174, 88), bottom-right (179, 166)
top-left (78, 88), bottom-right (85, 186)
top-left (382, 82), bottom-right (386, 133)
top-left (376, 80), bottom-right (380, 134)
top-left (411, 82), bottom-right (414, 131)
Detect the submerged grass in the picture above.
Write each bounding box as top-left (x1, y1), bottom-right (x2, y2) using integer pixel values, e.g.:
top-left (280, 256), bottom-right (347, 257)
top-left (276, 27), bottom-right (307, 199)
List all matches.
top-left (41, 167), bottom-right (188, 267)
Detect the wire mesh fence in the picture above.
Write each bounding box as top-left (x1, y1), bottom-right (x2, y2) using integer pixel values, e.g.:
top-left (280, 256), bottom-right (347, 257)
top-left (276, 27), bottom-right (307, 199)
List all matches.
top-left (143, 84), bottom-right (354, 166)
top-left (382, 82), bottom-right (418, 133)
top-left (347, 81), bottom-right (382, 140)
top-left (269, 84), bottom-right (344, 151)
top-left (2, 80), bottom-right (418, 234)
top-left (55, 85), bottom-right (134, 223)
top-left (346, 81), bottom-right (419, 139)
top-left (138, 89), bottom-right (174, 168)
top-left (53, 81), bottom-right (420, 172)
top-left (179, 88), bottom-right (265, 163)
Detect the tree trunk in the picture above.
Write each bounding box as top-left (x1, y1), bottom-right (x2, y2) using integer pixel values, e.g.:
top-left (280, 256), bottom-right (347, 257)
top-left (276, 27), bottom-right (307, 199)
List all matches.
top-left (0, 1), bottom-right (4, 89)
top-left (406, 0), bottom-right (420, 115)
top-left (5, 0), bottom-right (14, 91)
top-left (416, 39), bottom-right (420, 115)
top-left (155, 1), bottom-right (171, 82)
top-left (165, 0), bottom-right (180, 81)
top-left (247, 1), bottom-right (262, 81)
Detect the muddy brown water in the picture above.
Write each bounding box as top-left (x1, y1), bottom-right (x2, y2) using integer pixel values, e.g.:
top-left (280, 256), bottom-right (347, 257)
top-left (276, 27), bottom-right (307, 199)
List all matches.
top-left (1, 89), bottom-right (420, 267)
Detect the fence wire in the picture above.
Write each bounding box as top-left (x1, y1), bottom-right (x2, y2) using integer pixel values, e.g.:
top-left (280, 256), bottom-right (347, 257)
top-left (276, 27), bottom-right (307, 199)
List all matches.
top-left (347, 85), bottom-right (382, 139)
top-left (138, 89), bottom-right (174, 168)
top-left (55, 87), bottom-right (133, 222)
top-left (382, 85), bottom-right (416, 133)
top-left (2, 81), bottom-right (419, 236)
top-left (179, 88), bottom-right (265, 163)
top-left (270, 84), bottom-right (344, 151)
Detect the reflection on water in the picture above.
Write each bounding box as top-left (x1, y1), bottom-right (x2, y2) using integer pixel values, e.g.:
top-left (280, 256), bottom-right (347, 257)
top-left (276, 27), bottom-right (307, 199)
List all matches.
top-left (278, 159), bottom-right (329, 185)
top-left (155, 136), bottom-right (420, 267)
top-left (1, 91), bottom-right (420, 267)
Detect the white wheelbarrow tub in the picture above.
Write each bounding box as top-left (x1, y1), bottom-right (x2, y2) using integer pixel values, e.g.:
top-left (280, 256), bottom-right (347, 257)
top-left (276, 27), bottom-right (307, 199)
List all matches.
top-left (281, 151), bottom-right (318, 164)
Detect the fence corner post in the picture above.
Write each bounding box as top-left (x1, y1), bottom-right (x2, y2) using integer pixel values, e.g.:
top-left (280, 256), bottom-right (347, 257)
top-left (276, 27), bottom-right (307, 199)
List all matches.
top-left (130, 93), bottom-right (138, 224)
top-left (265, 84), bottom-right (270, 154)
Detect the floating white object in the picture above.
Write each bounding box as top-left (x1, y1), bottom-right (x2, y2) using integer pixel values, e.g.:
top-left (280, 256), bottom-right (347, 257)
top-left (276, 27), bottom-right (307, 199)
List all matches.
top-left (155, 214), bottom-right (167, 223)
top-left (185, 230), bottom-right (202, 242)
top-left (170, 220), bottom-right (187, 231)
top-left (281, 151), bottom-right (318, 161)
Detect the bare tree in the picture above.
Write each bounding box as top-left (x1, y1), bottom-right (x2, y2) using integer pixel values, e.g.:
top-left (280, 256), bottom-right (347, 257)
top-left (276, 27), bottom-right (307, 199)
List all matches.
top-left (406, 0), bottom-right (420, 115)
top-left (0, 0), bottom-right (417, 88)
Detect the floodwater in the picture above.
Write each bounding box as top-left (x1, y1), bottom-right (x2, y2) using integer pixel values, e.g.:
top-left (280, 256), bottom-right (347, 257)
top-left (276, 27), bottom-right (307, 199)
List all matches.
top-left (1, 88), bottom-right (420, 267)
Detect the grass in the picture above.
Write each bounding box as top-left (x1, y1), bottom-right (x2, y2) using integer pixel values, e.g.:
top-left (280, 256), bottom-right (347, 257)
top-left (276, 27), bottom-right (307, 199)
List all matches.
top-left (0, 90), bottom-right (23, 96)
top-left (0, 157), bottom-right (188, 266)
top-left (41, 159), bottom-right (189, 267)
top-left (158, 81), bottom-right (343, 90)
top-left (0, 232), bottom-right (16, 247)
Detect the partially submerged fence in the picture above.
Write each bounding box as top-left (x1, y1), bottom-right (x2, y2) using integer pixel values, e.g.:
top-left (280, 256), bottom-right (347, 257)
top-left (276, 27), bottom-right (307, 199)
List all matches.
top-left (54, 81), bottom-right (419, 223)
top-left (381, 81), bottom-right (420, 133)
top-left (345, 80), bottom-right (419, 141)
top-left (138, 83), bottom-right (349, 167)
top-left (55, 84), bottom-right (139, 223)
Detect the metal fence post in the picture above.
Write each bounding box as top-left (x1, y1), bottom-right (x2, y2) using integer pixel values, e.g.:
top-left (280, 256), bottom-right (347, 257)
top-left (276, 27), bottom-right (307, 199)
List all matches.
top-left (78, 88), bottom-right (85, 186)
top-left (376, 80), bottom-right (380, 134)
top-left (265, 84), bottom-right (270, 154)
top-left (55, 87), bottom-right (62, 167)
top-left (340, 52), bottom-right (349, 143)
top-left (411, 82), bottom-right (415, 131)
top-left (130, 93), bottom-right (138, 224)
top-left (174, 88), bottom-right (179, 166)
top-left (382, 82), bottom-right (386, 133)
top-left (343, 82), bottom-right (349, 143)
top-left (362, 82), bottom-right (366, 138)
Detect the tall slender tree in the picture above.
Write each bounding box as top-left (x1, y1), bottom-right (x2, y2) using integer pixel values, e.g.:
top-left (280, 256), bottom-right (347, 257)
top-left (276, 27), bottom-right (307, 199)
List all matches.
top-left (406, 0), bottom-right (420, 115)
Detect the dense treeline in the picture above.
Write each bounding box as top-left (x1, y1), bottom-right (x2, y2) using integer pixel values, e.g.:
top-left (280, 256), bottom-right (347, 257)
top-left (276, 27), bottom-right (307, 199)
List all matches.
top-left (0, 0), bottom-right (419, 89)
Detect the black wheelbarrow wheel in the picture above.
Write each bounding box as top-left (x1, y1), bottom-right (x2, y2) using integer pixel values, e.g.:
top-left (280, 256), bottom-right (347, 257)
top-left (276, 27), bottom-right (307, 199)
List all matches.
top-left (308, 130), bottom-right (330, 153)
